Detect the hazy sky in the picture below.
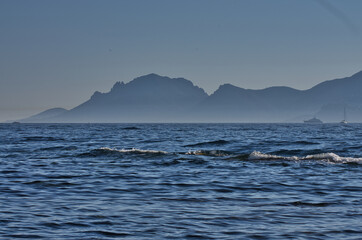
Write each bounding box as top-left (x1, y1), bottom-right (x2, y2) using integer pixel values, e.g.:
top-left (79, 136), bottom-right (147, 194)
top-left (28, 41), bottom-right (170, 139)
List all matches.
top-left (1, 0), bottom-right (362, 121)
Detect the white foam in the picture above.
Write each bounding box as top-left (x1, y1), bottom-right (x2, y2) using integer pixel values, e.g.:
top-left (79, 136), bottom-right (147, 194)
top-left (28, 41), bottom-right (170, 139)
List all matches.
top-left (248, 151), bottom-right (299, 161)
top-left (99, 147), bottom-right (168, 154)
top-left (304, 153), bottom-right (341, 161)
top-left (248, 151), bottom-right (362, 163)
top-left (305, 153), bottom-right (362, 163)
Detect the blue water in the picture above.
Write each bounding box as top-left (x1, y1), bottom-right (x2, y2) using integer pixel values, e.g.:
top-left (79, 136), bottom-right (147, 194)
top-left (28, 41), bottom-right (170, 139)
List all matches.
top-left (0, 123), bottom-right (361, 239)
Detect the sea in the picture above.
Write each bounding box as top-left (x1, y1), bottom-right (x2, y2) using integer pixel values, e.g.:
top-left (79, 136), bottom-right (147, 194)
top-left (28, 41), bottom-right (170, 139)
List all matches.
top-left (0, 123), bottom-right (361, 239)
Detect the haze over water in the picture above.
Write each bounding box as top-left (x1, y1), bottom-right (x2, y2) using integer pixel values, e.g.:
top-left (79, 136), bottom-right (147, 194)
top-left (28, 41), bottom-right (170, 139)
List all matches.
top-left (1, 0), bottom-right (362, 121)
top-left (1, 123), bottom-right (361, 239)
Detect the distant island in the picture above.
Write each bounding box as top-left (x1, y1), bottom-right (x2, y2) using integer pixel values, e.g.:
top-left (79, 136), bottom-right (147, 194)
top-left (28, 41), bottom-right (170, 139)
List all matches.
top-left (16, 71), bottom-right (362, 123)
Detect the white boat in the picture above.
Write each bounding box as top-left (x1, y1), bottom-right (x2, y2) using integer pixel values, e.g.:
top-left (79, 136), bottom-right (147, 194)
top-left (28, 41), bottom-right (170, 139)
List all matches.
top-left (340, 107), bottom-right (347, 124)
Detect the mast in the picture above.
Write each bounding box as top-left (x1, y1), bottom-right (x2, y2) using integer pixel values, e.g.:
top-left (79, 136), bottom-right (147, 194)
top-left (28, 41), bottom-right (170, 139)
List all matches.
top-left (341, 106), bottom-right (347, 124)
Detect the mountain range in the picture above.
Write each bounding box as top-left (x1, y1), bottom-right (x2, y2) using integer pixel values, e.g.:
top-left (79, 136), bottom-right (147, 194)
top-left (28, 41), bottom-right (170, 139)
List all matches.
top-left (17, 71), bottom-right (362, 123)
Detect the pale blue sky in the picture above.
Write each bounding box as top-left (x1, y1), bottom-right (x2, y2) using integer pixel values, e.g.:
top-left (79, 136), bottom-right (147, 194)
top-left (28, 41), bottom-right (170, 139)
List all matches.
top-left (1, 0), bottom-right (362, 121)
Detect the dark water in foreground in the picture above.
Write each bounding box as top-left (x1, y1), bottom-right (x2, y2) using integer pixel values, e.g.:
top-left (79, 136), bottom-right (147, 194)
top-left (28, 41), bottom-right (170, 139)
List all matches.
top-left (0, 123), bottom-right (361, 239)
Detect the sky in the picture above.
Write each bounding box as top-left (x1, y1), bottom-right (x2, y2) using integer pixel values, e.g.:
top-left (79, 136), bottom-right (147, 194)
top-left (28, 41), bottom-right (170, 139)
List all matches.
top-left (1, 0), bottom-right (362, 122)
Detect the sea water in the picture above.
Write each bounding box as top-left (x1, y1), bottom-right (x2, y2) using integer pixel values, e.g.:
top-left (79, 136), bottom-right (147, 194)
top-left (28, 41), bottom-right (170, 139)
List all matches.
top-left (0, 123), bottom-right (361, 239)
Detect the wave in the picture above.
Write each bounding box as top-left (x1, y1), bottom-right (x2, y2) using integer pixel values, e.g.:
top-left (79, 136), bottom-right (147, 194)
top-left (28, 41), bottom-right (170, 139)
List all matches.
top-left (80, 147), bottom-right (362, 164)
top-left (85, 147), bottom-right (229, 158)
top-left (24, 136), bottom-right (64, 142)
top-left (248, 151), bottom-right (300, 161)
top-left (39, 146), bottom-right (78, 151)
top-left (186, 149), bottom-right (230, 157)
top-left (293, 140), bottom-right (319, 145)
top-left (80, 147), bottom-right (169, 157)
top-left (184, 140), bottom-right (230, 147)
top-left (100, 147), bottom-right (167, 154)
top-left (248, 151), bottom-right (362, 163)
top-left (121, 127), bottom-right (140, 130)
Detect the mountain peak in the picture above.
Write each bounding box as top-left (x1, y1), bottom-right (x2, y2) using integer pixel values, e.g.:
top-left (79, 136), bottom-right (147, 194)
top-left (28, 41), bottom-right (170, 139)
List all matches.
top-left (126, 74), bottom-right (207, 97)
top-left (134, 73), bottom-right (166, 81)
top-left (144, 73), bottom-right (162, 78)
top-left (110, 81), bottom-right (125, 92)
top-left (213, 83), bottom-right (244, 94)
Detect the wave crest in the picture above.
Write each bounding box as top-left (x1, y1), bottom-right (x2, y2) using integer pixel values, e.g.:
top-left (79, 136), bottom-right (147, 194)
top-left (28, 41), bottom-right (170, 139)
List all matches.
top-left (81, 147), bottom-right (168, 157)
top-left (99, 147), bottom-right (168, 154)
top-left (248, 151), bottom-right (299, 161)
top-left (248, 151), bottom-right (362, 163)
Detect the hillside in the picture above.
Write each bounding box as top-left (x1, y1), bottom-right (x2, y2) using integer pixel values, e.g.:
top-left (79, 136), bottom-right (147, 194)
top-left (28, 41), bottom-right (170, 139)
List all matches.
top-left (17, 71), bottom-right (362, 123)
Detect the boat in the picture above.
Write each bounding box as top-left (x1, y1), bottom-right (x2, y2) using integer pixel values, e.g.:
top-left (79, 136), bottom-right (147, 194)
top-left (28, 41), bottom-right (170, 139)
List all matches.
top-left (340, 107), bottom-right (347, 124)
top-left (304, 117), bottom-right (323, 124)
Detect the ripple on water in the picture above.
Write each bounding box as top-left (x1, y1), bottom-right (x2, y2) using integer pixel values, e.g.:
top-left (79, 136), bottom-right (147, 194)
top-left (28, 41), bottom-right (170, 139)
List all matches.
top-left (1, 123), bottom-right (362, 239)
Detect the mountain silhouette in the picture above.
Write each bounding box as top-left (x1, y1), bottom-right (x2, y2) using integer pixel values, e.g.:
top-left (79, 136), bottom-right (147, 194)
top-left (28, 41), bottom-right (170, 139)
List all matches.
top-left (19, 108), bottom-right (68, 123)
top-left (18, 71), bottom-right (362, 123)
top-left (45, 74), bottom-right (208, 122)
top-left (195, 84), bottom-right (303, 122)
top-left (196, 71), bottom-right (362, 122)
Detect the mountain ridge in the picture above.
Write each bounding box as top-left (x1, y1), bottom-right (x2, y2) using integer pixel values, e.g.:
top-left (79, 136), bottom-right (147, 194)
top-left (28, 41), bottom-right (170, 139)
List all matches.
top-left (16, 71), bottom-right (362, 123)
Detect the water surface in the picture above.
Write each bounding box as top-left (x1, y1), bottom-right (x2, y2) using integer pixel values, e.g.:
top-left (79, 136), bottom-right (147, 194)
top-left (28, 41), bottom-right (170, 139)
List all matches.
top-left (0, 123), bottom-right (361, 239)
